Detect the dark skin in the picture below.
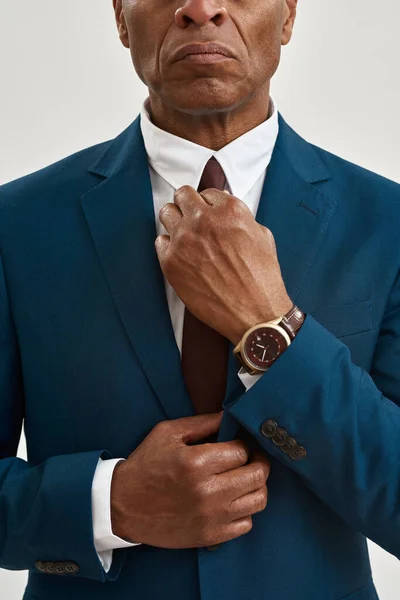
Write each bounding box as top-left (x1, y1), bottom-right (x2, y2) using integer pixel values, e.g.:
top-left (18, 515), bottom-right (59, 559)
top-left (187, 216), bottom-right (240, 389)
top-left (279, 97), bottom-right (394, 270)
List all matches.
top-left (111, 0), bottom-right (297, 548)
top-left (111, 413), bottom-right (271, 547)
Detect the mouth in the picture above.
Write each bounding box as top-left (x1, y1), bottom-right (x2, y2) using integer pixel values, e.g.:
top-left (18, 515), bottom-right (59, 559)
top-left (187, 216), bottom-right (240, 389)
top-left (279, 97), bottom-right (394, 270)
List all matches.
top-left (172, 42), bottom-right (236, 63)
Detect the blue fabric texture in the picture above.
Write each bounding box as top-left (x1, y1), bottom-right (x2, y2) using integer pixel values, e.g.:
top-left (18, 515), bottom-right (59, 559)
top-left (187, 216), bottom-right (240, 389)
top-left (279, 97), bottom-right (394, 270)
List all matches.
top-left (0, 110), bottom-right (399, 599)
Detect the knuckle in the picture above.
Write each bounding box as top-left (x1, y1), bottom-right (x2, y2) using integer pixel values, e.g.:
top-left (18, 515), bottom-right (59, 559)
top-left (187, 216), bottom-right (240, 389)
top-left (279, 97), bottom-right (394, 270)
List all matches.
top-left (153, 420), bottom-right (169, 434)
top-left (227, 197), bottom-right (245, 214)
top-left (243, 516), bottom-right (253, 532)
top-left (266, 228), bottom-right (276, 248)
top-left (192, 208), bottom-right (203, 226)
top-left (222, 501), bottom-right (232, 519)
top-left (159, 202), bottom-right (173, 215)
top-left (189, 451), bottom-right (207, 474)
top-left (235, 441), bottom-right (250, 463)
top-left (253, 468), bottom-right (266, 488)
top-left (252, 450), bottom-right (271, 477)
top-left (261, 224), bottom-right (273, 238)
top-left (175, 185), bottom-right (191, 196)
top-left (180, 454), bottom-right (197, 479)
top-left (256, 487), bottom-right (268, 511)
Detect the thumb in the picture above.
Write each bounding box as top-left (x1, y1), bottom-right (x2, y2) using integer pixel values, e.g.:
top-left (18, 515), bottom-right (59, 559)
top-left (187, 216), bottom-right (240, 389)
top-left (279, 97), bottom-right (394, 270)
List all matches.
top-left (177, 411), bottom-right (224, 445)
top-left (154, 234), bottom-right (169, 264)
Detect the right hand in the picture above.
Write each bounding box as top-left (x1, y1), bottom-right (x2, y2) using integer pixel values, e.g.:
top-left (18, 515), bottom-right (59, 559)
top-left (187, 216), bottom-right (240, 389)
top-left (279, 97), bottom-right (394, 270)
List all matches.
top-left (110, 411), bottom-right (271, 549)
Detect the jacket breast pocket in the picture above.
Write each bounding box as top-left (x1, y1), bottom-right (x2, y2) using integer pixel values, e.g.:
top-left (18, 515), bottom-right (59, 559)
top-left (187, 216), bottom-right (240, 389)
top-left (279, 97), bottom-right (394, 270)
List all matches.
top-left (309, 298), bottom-right (373, 340)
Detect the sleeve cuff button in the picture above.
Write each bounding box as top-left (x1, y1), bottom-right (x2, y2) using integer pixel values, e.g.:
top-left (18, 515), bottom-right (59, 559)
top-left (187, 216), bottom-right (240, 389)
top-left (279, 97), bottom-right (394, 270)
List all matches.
top-left (289, 445), bottom-right (307, 460)
top-left (260, 419), bottom-right (278, 437)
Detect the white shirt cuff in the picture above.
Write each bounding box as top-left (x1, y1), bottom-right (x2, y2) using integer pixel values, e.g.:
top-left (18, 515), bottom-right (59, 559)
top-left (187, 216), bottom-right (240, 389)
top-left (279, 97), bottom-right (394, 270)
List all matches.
top-left (91, 457), bottom-right (142, 573)
top-left (238, 366), bottom-right (264, 390)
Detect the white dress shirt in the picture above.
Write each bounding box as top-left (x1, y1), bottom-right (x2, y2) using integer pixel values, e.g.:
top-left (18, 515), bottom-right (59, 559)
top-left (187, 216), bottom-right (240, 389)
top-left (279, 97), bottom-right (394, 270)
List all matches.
top-left (91, 93), bottom-right (280, 572)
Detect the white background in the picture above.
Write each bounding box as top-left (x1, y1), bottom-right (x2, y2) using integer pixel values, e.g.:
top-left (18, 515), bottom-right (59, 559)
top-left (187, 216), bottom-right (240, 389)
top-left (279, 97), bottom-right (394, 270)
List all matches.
top-left (0, 1), bottom-right (399, 598)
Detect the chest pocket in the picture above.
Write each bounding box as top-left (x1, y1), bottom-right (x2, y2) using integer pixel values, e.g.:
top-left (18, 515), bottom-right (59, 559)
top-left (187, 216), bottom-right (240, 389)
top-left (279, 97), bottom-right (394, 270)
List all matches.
top-left (308, 298), bottom-right (373, 339)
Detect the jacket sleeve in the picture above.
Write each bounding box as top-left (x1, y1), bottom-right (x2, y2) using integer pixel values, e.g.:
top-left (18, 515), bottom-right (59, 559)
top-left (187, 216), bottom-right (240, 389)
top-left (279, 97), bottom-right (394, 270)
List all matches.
top-left (0, 251), bottom-right (128, 583)
top-left (225, 270), bottom-right (400, 561)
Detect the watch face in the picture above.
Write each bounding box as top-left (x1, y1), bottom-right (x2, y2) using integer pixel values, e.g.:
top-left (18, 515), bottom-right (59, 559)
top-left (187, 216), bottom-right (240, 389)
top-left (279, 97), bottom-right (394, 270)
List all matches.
top-left (243, 326), bottom-right (288, 371)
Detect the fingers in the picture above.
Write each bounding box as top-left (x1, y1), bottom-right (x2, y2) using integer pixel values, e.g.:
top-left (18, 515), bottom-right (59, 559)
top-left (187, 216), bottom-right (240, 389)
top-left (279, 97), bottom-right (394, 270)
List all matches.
top-left (249, 449), bottom-right (271, 468)
top-left (187, 438), bottom-right (250, 475)
top-left (215, 458), bottom-right (271, 501)
top-left (174, 185), bottom-right (206, 216)
top-left (159, 202), bottom-right (183, 233)
top-left (227, 486), bottom-right (268, 521)
top-left (207, 516), bottom-right (253, 547)
top-left (168, 412), bottom-right (225, 445)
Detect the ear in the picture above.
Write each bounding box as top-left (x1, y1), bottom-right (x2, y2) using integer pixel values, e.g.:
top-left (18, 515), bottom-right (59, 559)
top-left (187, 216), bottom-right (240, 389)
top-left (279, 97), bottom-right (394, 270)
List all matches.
top-left (113, 0), bottom-right (130, 49)
top-left (281, 0), bottom-right (298, 46)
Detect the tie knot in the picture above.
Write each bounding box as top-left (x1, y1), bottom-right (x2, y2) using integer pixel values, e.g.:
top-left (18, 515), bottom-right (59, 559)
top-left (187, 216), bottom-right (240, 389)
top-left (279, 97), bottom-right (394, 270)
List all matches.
top-left (197, 156), bottom-right (227, 193)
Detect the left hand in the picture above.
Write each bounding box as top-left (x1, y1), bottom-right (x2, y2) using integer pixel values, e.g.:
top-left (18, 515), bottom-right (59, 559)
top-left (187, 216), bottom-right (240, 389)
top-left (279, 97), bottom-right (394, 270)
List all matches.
top-left (155, 186), bottom-right (293, 346)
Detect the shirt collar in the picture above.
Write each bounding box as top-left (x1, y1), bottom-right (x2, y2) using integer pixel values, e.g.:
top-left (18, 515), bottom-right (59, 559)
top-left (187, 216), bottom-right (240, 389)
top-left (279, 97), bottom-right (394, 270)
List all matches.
top-left (140, 94), bottom-right (279, 200)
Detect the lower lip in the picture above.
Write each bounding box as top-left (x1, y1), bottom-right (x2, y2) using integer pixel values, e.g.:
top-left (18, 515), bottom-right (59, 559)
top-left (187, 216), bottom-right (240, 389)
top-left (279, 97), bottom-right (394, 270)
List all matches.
top-left (180, 53), bottom-right (233, 63)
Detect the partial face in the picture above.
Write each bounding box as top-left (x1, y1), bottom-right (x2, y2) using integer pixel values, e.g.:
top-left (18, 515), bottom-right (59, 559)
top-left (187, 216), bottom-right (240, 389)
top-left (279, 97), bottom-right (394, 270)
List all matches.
top-left (113, 0), bottom-right (297, 115)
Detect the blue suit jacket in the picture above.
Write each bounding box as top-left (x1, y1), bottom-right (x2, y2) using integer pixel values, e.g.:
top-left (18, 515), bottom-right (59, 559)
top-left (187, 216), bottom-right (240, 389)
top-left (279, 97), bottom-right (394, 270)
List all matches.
top-left (1, 111), bottom-right (399, 600)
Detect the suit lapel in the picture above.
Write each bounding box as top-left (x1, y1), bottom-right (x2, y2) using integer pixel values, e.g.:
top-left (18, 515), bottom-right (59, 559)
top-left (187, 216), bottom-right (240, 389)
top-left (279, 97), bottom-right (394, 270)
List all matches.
top-left (80, 111), bottom-right (336, 428)
top-left (80, 117), bottom-right (195, 421)
top-left (257, 114), bottom-right (335, 305)
top-left (219, 114), bottom-right (336, 440)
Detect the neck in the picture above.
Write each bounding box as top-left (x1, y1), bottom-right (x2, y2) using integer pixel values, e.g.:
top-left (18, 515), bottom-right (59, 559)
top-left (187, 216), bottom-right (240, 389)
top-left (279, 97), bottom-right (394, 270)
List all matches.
top-left (147, 83), bottom-right (271, 151)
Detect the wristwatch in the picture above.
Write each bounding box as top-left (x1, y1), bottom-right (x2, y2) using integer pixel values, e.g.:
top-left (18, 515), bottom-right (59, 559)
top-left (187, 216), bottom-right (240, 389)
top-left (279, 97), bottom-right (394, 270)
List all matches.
top-left (233, 304), bottom-right (306, 375)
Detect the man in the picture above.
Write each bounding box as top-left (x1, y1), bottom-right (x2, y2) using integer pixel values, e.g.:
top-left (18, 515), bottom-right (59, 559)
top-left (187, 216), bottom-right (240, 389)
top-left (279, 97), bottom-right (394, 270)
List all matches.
top-left (0, 0), bottom-right (399, 598)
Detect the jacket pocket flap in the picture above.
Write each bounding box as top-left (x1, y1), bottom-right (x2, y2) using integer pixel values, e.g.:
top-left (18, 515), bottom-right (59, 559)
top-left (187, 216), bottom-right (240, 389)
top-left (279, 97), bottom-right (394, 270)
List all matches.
top-left (309, 298), bottom-right (373, 339)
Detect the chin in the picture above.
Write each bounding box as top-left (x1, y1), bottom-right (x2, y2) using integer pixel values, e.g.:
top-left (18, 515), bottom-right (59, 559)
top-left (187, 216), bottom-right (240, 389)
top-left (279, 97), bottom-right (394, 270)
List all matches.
top-left (167, 82), bottom-right (244, 115)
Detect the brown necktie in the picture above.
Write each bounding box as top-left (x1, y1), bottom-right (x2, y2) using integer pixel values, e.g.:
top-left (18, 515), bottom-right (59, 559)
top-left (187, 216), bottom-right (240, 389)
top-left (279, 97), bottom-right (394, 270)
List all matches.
top-left (181, 157), bottom-right (230, 425)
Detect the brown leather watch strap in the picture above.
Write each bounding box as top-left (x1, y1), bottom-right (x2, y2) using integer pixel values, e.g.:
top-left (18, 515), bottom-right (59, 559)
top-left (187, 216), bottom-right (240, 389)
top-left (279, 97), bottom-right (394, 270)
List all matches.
top-left (279, 304), bottom-right (306, 340)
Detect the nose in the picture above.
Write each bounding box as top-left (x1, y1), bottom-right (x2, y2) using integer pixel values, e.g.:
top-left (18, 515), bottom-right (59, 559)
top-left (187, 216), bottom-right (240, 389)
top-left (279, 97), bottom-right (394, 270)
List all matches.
top-left (175, 0), bottom-right (229, 28)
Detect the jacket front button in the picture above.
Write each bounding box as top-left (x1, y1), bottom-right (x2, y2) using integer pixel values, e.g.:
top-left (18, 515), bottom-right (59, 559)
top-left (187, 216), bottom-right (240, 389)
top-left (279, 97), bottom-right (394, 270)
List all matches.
top-left (260, 420), bottom-right (278, 438)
